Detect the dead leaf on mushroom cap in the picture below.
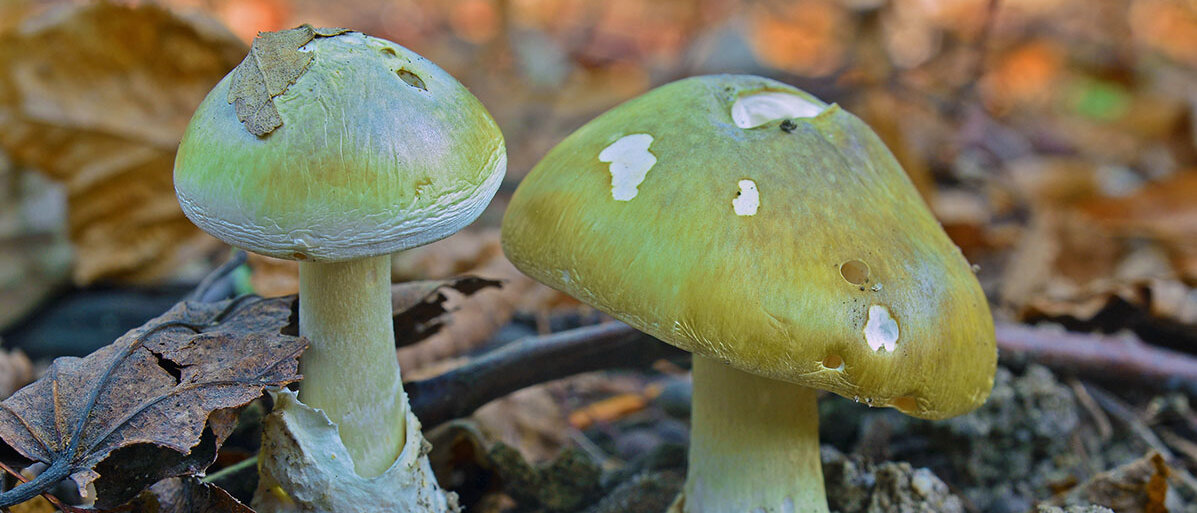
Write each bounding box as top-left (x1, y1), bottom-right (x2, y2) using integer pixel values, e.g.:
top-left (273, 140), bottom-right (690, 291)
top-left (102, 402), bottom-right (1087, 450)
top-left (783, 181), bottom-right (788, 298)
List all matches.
top-left (227, 25), bottom-right (350, 136)
top-left (0, 296), bottom-right (305, 509)
top-left (0, 2), bottom-right (246, 284)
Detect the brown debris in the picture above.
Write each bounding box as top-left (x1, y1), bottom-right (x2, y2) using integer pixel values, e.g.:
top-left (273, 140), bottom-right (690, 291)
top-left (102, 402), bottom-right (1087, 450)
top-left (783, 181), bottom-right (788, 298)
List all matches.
top-left (246, 253), bottom-right (299, 297)
top-left (393, 229), bottom-right (578, 373)
top-left (0, 296), bottom-right (305, 509)
top-left (130, 476), bottom-right (253, 513)
top-left (1051, 452), bottom-right (1181, 513)
top-left (822, 446), bottom-right (965, 513)
top-left (0, 348), bottom-right (33, 401)
top-left (391, 276), bottom-right (503, 353)
top-left (0, 2), bottom-right (246, 284)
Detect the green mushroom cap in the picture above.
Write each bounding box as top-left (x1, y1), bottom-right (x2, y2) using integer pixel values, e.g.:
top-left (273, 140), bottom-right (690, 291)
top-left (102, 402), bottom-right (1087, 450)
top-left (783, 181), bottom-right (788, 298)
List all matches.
top-left (175, 27), bottom-right (506, 262)
top-left (501, 75), bottom-right (995, 420)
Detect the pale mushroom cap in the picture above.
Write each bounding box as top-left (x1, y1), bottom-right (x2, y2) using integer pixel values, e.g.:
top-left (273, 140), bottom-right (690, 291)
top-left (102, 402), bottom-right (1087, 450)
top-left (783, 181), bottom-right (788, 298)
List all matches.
top-left (175, 30), bottom-right (506, 262)
top-left (501, 75), bottom-right (996, 420)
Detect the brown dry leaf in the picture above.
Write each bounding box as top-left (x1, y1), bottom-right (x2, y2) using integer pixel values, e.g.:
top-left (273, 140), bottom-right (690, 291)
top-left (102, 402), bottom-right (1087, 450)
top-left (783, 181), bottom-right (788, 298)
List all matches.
top-left (393, 229), bottom-right (579, 372)
top-left (1000, 158), bottom-right (1122, 312)
top-left (0, 2), bottom-right (246, 284)
top-left (247, 253), bottom-right (299, 297)
top-left (1078, 171), bottom-right (1197, 283)
top-left (473, 385), bottom-right (569, 463)
top-left (397, 256), bottom-right (538, 371)
top-left (391, 276), bottom-right (503, 352)
top-left (0, 296), bottom-right (305, 509)
top-left (1021, 277), bottom-right (1197, 333)
top-left (227, 25), bottom-right (348, 136)
top-left (0, 348), bottom-right (34, 400)
top-left (1003, 160), bottom-right (1197, 328)
top-left (129, 476), bottom-right (253, 513)
top-left (1055, 452), bottom-right (1179, 513)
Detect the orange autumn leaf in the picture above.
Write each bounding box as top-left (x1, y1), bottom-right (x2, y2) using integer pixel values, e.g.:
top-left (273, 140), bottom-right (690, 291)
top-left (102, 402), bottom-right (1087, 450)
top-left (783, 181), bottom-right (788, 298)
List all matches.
top-left (746, 0), bottom-right (849, 77)
top-left (980, 41), bottom-right (1064, 114)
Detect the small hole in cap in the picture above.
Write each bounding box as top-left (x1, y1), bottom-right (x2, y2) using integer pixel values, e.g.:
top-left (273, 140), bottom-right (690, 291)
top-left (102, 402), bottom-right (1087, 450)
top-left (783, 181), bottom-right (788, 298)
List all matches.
top-left (396, 69), bottom-right (427, 91)
top-left (840, 260), bottom-right (869, 285)
top-left (292, 252), bottom-right (307, 261)
top-left (821, 354), bottom-right (843, 370)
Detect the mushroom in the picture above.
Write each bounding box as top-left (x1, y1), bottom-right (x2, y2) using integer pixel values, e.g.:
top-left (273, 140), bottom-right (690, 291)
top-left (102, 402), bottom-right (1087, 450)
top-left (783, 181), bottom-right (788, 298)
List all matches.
top-left (500, 75), bottom-right (995, 512)
top-left (174, 27), bottom-right (503, 510)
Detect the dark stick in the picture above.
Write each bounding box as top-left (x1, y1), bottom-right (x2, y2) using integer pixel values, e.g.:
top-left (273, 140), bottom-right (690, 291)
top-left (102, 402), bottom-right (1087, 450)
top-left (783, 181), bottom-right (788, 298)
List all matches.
top-left (406, 319), bottom-right (1197, 428)
top-left (406, 322), bottom-right (683, 428)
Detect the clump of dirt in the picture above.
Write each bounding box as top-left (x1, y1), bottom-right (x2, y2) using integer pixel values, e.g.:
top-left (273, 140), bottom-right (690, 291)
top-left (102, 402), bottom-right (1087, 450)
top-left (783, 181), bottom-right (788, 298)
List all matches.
top-left (428, 363), bottom-right (1193, 513)
top-left (930, 365), bottom-right (1090, 512)
top-left (488, 443), bottom-right (603, 512)
top-left (822, 446), bottom-right (965, 513)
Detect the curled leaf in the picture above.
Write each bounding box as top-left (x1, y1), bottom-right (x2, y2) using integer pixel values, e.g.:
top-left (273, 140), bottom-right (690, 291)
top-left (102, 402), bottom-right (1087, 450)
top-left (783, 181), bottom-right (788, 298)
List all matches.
top-left (391, 276), bottom-right (503, 348)
top-left (0, 296), bottom-right (306, 509)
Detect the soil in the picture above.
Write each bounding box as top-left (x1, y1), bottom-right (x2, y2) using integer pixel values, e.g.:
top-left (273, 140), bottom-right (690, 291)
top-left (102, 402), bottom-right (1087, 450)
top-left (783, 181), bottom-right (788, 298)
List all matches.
top-left (421, 363), bottom-right (1197, 513)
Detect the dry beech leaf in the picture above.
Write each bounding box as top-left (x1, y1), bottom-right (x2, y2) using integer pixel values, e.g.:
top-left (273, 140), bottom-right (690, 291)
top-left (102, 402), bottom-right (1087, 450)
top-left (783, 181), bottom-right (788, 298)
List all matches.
top-left (392, 229), bottom-right (581, 373)
top-left (398, 248), bottom-right (542, 373)
top-left (0, 2), bottom-right (246, 283)
top-left (129, 476), bottom-right (253, 513)
top-left (391, 276), bottom-right (503, 348)
top-left (227, 25), bottom-right (348, 136)
top-left (0, 296), bottom-right (305, 509)
top-left (1078, 171), bottom-right (1197, 282)
top-left (473, 386), bottom-right (569, 463)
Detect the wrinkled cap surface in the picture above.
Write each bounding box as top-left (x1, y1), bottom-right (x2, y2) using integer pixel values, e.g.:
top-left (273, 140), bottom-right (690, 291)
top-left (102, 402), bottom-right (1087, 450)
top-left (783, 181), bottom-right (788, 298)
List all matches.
top-left (501, 75), bottom-right (995, 420)
top-left (175, 28), bottom-right (506, 262)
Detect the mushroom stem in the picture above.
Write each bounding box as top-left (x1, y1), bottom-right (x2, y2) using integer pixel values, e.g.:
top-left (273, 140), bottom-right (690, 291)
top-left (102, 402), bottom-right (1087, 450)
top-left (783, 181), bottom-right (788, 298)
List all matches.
top-left (298, 255), bottom-right (406, 478)
top-left (683, 356), bottom-right (828, 513)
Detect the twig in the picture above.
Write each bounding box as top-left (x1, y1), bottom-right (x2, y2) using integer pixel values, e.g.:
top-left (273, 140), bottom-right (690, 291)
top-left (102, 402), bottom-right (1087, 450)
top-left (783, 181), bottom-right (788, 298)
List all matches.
top-left (565, 427), bottom-right (621, 471)
top-left (406, 319), bottom-right (1197, 428)
top-left (1068, 378), bottom-right (1112, 441)
top-left (995, 323), bottom-right (1197, 392)
top-left (406, 322), bottom-right (683, 428)
top-left (1082, 383), bottom-right (1173, 460)
top-left (1081, 382), bottom-right (1197, 501)
top-left (188, 250), bottom-right (247, 302)
top-left (201, 455), bottom-right (257, 484)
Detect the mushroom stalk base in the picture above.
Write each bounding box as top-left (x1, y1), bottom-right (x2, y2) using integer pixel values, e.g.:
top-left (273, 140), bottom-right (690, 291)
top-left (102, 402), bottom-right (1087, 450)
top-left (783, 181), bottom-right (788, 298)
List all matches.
top-left (676, 356), bottom-right (828, 513)
top-left (253, 389), bottom-right (459, 513)
top-left (298, 256), bottom-right (405, 478)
